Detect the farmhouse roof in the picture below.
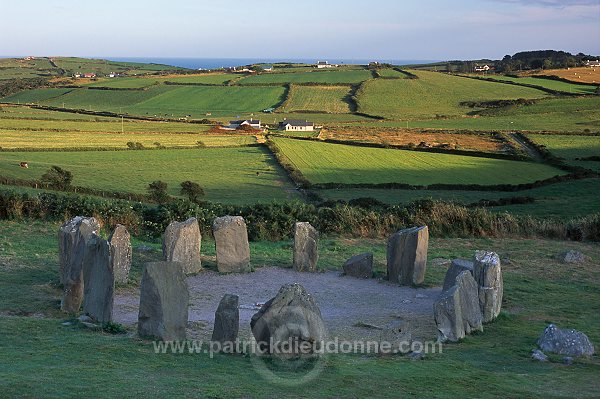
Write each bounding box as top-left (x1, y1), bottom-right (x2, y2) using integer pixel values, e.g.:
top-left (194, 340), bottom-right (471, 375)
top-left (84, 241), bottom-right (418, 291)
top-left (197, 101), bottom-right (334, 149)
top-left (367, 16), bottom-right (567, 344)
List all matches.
top-left (279, 119), bottom-right (314, 127)
top-left (230, 119), bottom-right (260, 125)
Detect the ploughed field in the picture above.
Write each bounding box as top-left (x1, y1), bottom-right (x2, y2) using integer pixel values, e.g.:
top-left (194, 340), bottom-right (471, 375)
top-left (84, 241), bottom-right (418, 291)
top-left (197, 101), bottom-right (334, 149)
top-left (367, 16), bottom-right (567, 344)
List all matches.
top-left (272, 137), bottom-right (564, 186)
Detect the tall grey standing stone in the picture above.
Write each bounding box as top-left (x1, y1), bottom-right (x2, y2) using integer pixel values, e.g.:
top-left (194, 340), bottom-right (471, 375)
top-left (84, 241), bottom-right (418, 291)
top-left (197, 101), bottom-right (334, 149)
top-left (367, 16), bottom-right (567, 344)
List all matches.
top-left (434, 271), bottom-right (483, 342)
top-left (343, 253), bottom-right (373, 278)
top-left (442, 259), bottom-right (474, 291)
top-left (109, 224), bottom-right (132, 284)
top-left (212, 216), bottom-right (250, 273)
top-left (387, 226), bottom-right (429, 285)
top-left (473, 251), bottom-right (503, 323)
top-left (211, 294), bottom-right (239, 349)
top-left (293, 222), bottom-right (318, 272)
top-left (82, 235), bottom-right (114, 323)
top-left (59, 216), bottom-right (100, 313)
top-left (138, 261), bottom-right (189, 341)
top-left (163, 218), bottom-right (202, 275)
top-left (251, 283), bottom-right (326, 355)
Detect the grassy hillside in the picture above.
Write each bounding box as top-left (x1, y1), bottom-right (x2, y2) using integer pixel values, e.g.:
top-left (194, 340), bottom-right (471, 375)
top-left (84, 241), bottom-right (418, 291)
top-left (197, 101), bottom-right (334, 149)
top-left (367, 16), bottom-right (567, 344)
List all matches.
top-left (0, 147), bottom-right (294, 204)
top-left (272, 138), bottom-right (564, 186)
top-left (476, 75), bottom-right (597, 95)
top-left (356, 70), bottom-right (549, 119)
top-left (280, 85), bottom-right (352, 113)
top-left (528, 134), bottom-right (600, 171)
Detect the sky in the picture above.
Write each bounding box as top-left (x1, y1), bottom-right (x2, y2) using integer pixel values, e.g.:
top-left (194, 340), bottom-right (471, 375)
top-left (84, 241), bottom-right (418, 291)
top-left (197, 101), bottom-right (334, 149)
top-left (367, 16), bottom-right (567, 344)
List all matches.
top-left (1, 0), bottom-right (598, 60)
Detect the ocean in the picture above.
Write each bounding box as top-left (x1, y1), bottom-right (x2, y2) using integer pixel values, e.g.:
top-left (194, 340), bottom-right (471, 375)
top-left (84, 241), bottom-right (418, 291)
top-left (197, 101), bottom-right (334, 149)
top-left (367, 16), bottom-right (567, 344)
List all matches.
top-left (107, 57), bottom-right (439, 70)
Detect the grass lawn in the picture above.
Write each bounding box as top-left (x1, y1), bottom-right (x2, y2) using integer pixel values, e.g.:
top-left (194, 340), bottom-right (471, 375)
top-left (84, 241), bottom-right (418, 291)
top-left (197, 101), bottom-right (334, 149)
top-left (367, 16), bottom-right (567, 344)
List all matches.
top-left (355, 70), bottom-right (548, 120)
top-left (280, 85), bottom-right (352, 113)
top-left (272, 138), bottom-right (564, 186)
top-left (0, 147), bottom-right (295, 204)
top-left (0, 220), bottom-right (598, 398)
top-left (238, 70), bottom-right (373, 85)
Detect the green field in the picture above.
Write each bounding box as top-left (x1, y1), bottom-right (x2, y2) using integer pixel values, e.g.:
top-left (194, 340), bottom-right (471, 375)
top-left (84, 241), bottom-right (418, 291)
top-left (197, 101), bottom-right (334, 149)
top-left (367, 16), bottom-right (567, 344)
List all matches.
top-left (86, 77), bottom-right (161, 89)
top-left (238, 69), bottom-right (373, 85)
top-left (1, 88), bottom-right (74, 104)
top-left (356, 70), bottom-right (549, 120)
top-left (0, 147), bottom-right (294, 204)
top-left (476, 75), bottom-right (597, 95)
top-left (1, 220), bottom-right (599, 397)
top-left (377, 68), bottom-right (409, 78)
top-left (280, 85), bottom-right (352, 113)
top-left (272, 138), bottom-right (564, 185)
top-left (2, 85), bottom-right (287, 118)
top-left (317, 177), bottom-right (600, 219)
top-left (528, 134), bottom-right (600, 171)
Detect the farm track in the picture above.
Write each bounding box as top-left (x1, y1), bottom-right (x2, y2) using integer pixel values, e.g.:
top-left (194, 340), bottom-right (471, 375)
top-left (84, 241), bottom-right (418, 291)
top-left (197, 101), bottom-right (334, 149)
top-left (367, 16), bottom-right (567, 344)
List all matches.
top-left (510, 133), bottom-right (545, 162)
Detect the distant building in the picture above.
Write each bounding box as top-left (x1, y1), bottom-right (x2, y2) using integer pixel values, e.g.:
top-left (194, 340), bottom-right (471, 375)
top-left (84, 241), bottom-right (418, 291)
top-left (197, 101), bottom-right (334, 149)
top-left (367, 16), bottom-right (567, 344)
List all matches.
top-left (228, 119), bottom-right (261, 130)
top-left (474, 65), bottom-right (490, 72)
top-left (83, 73), bottom-right (97, 78)
top-left (584, 60), bottom-right (600, 67)
top-left (262, 65), bottom-right (273, 72)
top-left (315, 61), bottom-right (336, 69)
top-left (279, 119), bottom-right (314, 132)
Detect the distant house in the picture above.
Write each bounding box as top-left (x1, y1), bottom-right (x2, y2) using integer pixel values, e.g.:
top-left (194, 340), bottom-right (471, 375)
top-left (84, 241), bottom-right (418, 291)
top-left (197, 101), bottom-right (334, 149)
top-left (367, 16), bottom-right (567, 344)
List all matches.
top-left (584, 60), bottom-right (600, 67)
top-left (474, 65), bottom-right (490, 72)
top-left (228, 119), bottom-right (262, 130)
top-left (279, 119), bottom-right (314, 132)
top-left (262, 65), bottom-right (273, 72)
top-left (315, 61), bottom-right (336, 69)
top-left (83, 73), bottom-right (97, 78)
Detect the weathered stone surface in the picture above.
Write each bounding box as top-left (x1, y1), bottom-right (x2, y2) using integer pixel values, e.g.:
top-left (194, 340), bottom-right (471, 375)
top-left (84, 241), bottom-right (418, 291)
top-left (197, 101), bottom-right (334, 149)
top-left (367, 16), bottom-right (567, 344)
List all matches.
top-left (537, 324), bottom-right (595, 357)
top-left (434, 271), bottom-right (483, 342)
top-left (82, 235), bottom-right (114, 323)
top-left (531, 349), bottom-right (548, 362)
top-left (138, 262), bottom-right (189, 341)
top-left (557, 250), bottom-right (585, 264)
top-left (59, 216), bottom-right (100, 313)
top-left (251, 283), bottom-right (326, 355)
top-left (109, 224), bottom-right (132, 284)
top-left (379, 320), bottom-right (412, 354)
top-left (387, 226), bottom-right (428, 285)
top-left (343, 253), bottom-right (373, 279)
top-left (163, 218), bottom-right (202, 275)
top-left (293, 222), bottom-right (319, 272)
top-left (212, 216), bottom-right (250, 273)
top-left (442, 259), bottom-right (474, 291)
top-left (473, 251), bottom-right (503, 323)
top-left (211, 294), bottom-right (239, 347)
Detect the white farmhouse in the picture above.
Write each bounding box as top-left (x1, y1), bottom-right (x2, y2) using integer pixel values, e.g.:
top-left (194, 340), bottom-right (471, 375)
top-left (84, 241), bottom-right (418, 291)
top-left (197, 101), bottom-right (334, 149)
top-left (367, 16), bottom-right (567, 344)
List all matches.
top-left (228, 119), bottom-right (261, 130)
top-left (278, 119), bottom-right (314, 132)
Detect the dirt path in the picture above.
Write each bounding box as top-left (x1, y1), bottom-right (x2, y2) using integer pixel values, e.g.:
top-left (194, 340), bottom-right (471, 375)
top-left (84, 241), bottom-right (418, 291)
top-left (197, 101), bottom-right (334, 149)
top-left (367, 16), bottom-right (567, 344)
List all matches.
top-left (114, 267), bottom-right (441, 342)
top-left (510, 133), bottom-right (545, 162)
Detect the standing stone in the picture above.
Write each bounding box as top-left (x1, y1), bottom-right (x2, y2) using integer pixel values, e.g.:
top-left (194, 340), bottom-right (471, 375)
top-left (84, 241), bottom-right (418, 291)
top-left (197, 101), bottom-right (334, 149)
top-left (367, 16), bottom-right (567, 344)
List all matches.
top-left (343, 253), bottom-right (373, 279)
top-left (434, 271), bottom-right (483, 342)
top-left (59, 216), bottom-right (100, 313)
top-left (293, 222), bottom-right (319, 272)
top-left (442, 259), bottom-right (474, 291)
top-left (211, 294), bottom-right (239, 348)
top-left (537, 324), bottom-right (595, 357)
top-left (138, 261), bottom-right (189, 341)
top-left (387, 226), bottom-right (429, 285)
top-left (82, 235), bottom-right (114, 323)
top-left (212, 216), bottom-right (250, 273)
top-left (163, 218), bottom-right (202, 275)
top-left (251, 283), bottom-right (326, 355)
top-left (109, 224), bottom-right (132, 284)
top-left (473, 251), bottom-right (503, 323)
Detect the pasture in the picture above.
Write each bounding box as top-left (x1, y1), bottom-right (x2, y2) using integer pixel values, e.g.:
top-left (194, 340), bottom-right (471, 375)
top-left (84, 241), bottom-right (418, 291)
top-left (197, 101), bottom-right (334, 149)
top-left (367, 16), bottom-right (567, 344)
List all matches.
top-left (528, 134), bottom-right (600, 171)
top-left (272, 138), bottom-right (564, 186)
top-left (2, 86), bottom-right (287, 118)
top-left (355, 70), bottom-right (549, 119)
top-left (534, 67), bottom-right (600, 84)
top-left (238, 69), bottom-right (373, 85)
top-left (279, 85), bottom-right (352, 113)
top-left (0, 147), bottom-right (294, 204)
top-left (377, 68), bottom-right (409, 78)
top-left (475, 75), bottom-right (596, 95)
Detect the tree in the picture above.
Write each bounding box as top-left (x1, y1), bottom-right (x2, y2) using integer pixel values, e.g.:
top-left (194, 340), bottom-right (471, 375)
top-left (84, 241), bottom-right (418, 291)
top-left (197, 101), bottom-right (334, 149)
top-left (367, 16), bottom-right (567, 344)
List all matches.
top-left (147, 180), bottom-right (170, 204)
top-left (180, 181), bottom-right (205, 203)
top-left (40, 166), bottom-right (72, 190)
